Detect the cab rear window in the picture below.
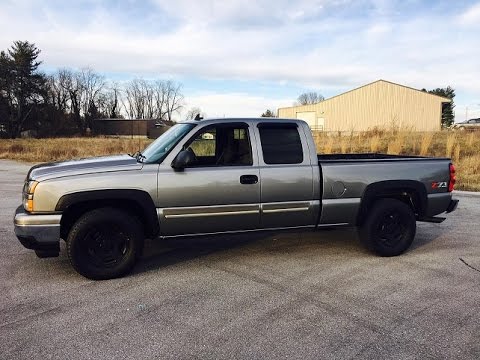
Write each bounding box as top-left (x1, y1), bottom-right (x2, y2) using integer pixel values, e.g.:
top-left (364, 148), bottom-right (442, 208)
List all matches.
top-left (258, 124), bottom-right (303, 164)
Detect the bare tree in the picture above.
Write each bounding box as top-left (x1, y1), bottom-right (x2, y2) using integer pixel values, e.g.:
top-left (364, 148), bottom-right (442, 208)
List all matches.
top-left (58, 68), bottom-right (83, 131)
top-left (186, 107), bottom-right (206, 120)
top-left (123, 79), bottom-right (146, 119)
top-left (79, 68), bottom-right (105, 129)
top-left (55, 68), bottom-right (105, 133)
top-left (47, 74), bottom-right (69, 114)
top-left (164, 80), bottom-right (184, 121)
top-left (153, 80), bottom-right (167, 119)
top-left (122, 79), bottom-right (184, 121)
top-left (297, 92), bottom-right (325, 105)
top-left (97, 82), bottom-right (121, 118)
top-left (43, 74), bottom-right (72, 135)
top-left (123, 78), bottom-right (157, 119)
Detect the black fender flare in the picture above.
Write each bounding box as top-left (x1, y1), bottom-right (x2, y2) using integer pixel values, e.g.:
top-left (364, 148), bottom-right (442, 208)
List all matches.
top-left (56, 189), bottom-right (159, 237)
top-left (357, 180), bottom-right (427, 225)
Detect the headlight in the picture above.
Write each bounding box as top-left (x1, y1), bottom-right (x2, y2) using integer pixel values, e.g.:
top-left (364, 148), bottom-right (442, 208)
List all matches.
top-left (22, 180), bottom-right (39, 212)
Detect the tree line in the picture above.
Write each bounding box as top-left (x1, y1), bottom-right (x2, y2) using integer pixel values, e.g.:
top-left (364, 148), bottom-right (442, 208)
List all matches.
top-left (0, 41), bottom-right (184, 138)
top-left (1, 41), bottom-right (457, 138)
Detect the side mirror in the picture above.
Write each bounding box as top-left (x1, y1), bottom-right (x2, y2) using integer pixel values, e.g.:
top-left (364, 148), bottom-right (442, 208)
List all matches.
top-left (171, 150), bottom-right (195, 171)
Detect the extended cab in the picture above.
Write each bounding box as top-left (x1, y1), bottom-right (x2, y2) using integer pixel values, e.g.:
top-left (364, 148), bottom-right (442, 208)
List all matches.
top-left (14, 118), bottom-right (459, 279)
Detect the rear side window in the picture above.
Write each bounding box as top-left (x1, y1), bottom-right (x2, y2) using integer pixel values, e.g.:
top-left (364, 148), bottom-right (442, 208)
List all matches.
top-left (258, 124), bottom-right (303, 164)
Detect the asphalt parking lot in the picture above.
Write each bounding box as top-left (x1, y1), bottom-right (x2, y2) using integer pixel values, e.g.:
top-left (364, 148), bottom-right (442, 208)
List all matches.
top-left (0, 159), bottom-right (479, 360)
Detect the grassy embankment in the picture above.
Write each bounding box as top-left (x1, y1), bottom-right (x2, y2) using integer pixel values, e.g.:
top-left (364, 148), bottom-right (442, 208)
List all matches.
top-left (0, 131), bottom-right (479, 191)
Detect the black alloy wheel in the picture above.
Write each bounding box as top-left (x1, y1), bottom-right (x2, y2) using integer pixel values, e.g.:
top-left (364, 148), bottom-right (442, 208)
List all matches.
top-left (359, 198), bottom-right (416, 257)
top-left (67, 208), bottom-right (144, 280)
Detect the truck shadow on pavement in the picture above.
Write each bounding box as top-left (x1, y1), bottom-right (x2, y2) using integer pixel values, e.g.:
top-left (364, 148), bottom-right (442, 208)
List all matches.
top-left (135, 233), bottom-right (263, 274)
top-left (409, 222), bottom-right (449, 251)
top-left (132, 226), bottom-right (443, 276)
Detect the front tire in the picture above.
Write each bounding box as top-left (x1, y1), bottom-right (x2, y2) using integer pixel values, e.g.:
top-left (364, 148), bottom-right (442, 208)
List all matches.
top-left (67, 208), bottom-right (144, 280)
top-left (358, 198), bottom-right (416, 257)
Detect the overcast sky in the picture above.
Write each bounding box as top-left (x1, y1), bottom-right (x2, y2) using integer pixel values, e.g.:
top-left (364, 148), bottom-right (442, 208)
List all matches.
top-left (1, 0), bottom-right (479, 120)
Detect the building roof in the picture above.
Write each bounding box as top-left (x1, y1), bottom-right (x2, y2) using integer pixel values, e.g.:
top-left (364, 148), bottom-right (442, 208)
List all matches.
top-left (279, 79), bottom-right (452, 111)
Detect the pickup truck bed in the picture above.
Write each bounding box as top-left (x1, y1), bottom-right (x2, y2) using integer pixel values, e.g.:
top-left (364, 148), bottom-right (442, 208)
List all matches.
top-left (316, 154), bottom-right (455, 227)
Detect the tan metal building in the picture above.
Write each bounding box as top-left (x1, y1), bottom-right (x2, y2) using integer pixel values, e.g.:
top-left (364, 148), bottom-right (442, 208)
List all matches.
top-left (278, 80), bottom-right (451, 132)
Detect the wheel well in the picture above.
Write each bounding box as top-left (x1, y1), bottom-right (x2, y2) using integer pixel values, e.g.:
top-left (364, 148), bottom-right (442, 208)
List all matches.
top-left (356, 182), bottom-right (427, 226)
top-left (60, 199), bottom-right (156, 240)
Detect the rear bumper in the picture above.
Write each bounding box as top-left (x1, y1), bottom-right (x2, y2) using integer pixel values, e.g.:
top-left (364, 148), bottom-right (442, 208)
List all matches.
top-left (446, 199), bottom-right (459, 213)
top-left (14, 206), bottom-right (61, 257)
top-left (426, 193), bottom-right (459, 217)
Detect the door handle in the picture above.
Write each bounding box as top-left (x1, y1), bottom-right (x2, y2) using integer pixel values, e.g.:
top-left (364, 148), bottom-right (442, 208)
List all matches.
top-left (240, 175), bottom-right (258, 184)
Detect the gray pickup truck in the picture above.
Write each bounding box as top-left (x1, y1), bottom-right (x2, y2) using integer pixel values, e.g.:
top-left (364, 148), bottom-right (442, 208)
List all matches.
top-left (14, 118), bottom-right (458, 279)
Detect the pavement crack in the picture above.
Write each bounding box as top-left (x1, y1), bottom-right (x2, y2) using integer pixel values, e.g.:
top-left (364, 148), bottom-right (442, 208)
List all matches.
top-left (0, 305), bottom-right (64, 329)
top-left (459, 258), bottom-right (480, 273)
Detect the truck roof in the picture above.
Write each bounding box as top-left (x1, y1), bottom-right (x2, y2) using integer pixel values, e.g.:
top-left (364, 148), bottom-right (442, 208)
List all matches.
top-left (181, 117), bottom-right (301, 125)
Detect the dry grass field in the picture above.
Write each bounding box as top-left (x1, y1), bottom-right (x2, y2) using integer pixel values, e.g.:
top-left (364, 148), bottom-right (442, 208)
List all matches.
top-left (0, 137), bottom-right (152, 163)
top-left (313, 130), bottom-right (480, 191)
top-left (0, 131), bottom-right (479, 191)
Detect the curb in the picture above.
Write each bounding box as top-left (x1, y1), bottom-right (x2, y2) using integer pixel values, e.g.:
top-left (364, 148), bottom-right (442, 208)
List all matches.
top-left (453, 190), bottom-right (480, 198)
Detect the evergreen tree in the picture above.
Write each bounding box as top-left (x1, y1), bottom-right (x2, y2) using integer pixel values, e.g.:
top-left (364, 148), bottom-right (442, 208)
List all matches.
top-left (0, 41), bottom-right (46, 138)
top-left (422, 86), bottom-right (455, 128)
top-left (261, 109), bottom-right (276, 117)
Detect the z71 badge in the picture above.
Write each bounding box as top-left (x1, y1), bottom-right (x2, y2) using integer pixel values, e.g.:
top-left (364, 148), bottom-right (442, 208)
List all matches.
top-left (432, 181), bottom-right (447, 189)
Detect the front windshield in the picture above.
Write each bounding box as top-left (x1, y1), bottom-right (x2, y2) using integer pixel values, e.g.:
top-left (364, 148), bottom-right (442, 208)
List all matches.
top-left (142, 123), bottom-right (196, 163)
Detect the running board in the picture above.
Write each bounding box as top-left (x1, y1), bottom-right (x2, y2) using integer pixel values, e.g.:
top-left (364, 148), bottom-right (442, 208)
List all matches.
top-left (418, 216), bottom-right (446, 223)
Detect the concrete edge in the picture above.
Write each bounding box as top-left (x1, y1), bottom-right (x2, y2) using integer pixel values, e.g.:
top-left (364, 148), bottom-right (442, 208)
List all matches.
top-left (453, 190), bottom-right (480, 198)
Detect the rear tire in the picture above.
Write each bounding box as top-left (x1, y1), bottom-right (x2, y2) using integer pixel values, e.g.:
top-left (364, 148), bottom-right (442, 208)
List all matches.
top-left (358, 198), bottom-right (416, 257)
top-left (67, 208), bottom-right (144, 280)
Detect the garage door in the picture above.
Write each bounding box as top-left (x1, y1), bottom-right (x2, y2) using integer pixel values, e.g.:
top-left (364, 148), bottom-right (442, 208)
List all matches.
top-left (296, 112), bottom-right (324, 131)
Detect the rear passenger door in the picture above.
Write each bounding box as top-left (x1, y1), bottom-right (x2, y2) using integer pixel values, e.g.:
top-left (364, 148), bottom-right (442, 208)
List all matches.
top-left (256, 123), bottom-right (317, 229)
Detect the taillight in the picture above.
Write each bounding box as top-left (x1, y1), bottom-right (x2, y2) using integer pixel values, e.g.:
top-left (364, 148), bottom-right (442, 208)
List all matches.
top-left (448, 163), bottom-right (456, 192)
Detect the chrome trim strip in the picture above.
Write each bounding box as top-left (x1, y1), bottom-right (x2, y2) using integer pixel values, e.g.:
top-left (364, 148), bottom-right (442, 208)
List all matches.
top-left (263, 207), bottom-right (310, 214)
top-left (261, 200), bottom-right (316, 214)
top-left (321, 198), bottom-right (361, 205)
top-left (164, 210), bottom-right (259, 219)
top-left (160, 201), bottom-right (318, 219)
top-left (160, 204), bottom-right (260, 219)
top-left (14, 213), bottom-right (62, 226)
top-left (316, 223), bottom-right (349, 227)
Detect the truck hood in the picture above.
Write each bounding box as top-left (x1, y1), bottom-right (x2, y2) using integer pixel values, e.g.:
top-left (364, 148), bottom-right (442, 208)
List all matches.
top-left (27, 155), bottom-right (143, 181)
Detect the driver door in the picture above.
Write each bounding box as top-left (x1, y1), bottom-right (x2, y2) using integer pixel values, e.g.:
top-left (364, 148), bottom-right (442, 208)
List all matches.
top-left (157, 122), bottom-right (261, 236)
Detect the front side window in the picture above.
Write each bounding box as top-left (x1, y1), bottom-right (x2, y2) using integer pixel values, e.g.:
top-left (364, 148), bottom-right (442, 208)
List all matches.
top-left (183, 124), bottom-right (253, 167)
top-left (189, 128), bottom-right (217, 157)
top-left (258, 124), bottom-right (303, 164)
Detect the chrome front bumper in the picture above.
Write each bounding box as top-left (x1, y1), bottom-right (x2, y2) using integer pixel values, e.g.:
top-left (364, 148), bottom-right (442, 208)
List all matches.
top-left (14, 206), bottom-right (61, 257)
